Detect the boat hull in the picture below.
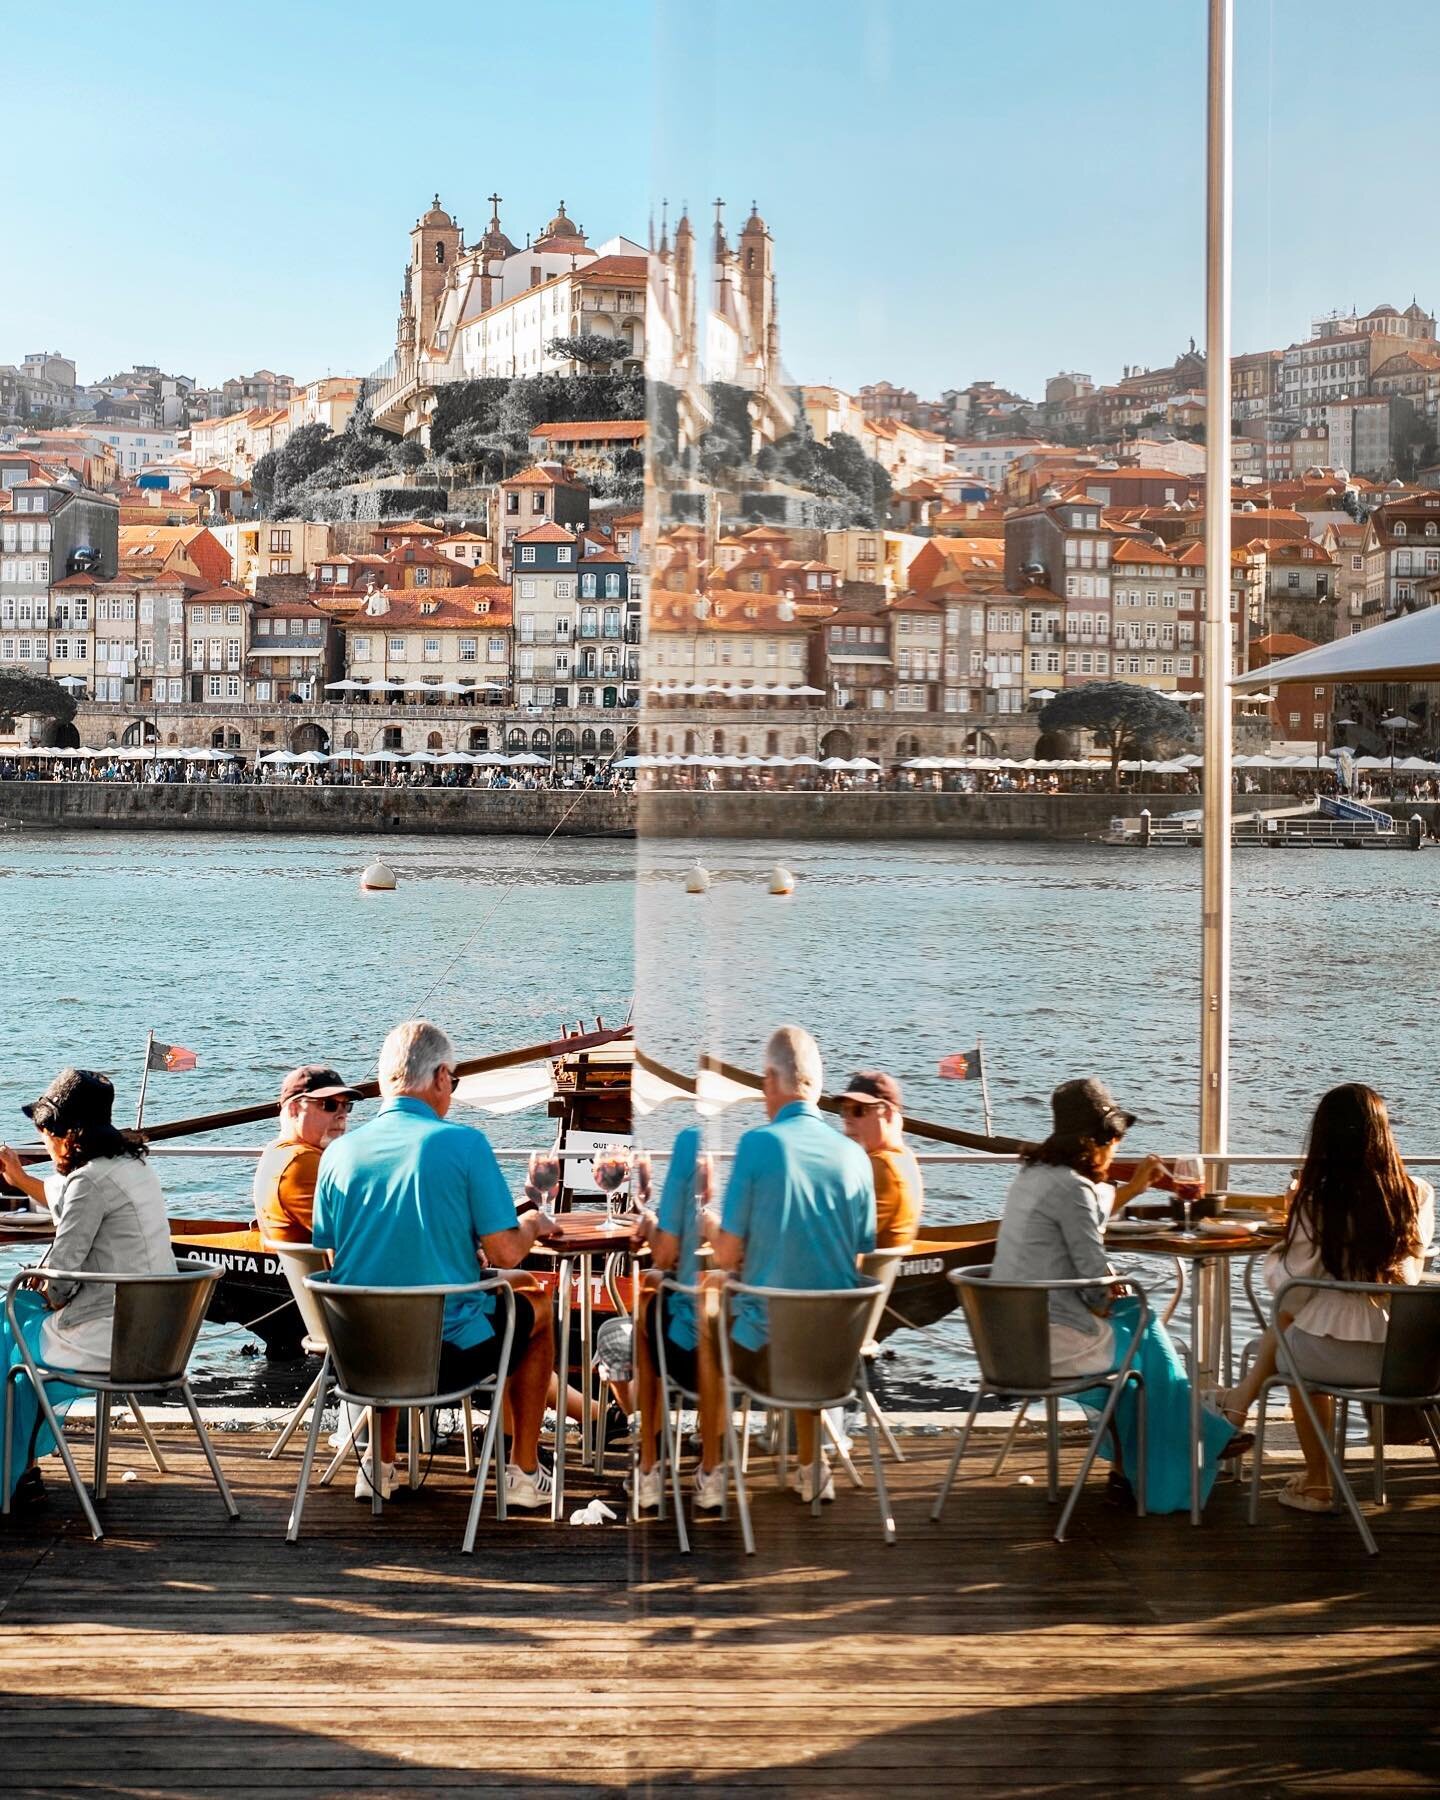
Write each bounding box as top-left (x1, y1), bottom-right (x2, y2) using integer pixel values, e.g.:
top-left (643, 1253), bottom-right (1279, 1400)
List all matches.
top-left (879, 1221), bottom-right (998, 1341)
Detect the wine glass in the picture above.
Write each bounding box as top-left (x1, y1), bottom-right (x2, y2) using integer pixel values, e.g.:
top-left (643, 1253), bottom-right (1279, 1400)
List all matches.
top-left (527, 1149), bottom-right (563, 1207)
top-left (591, 1146), bottom-right (633, 1219)
top-left (1172, 1155), bottom-right (1204, 1233)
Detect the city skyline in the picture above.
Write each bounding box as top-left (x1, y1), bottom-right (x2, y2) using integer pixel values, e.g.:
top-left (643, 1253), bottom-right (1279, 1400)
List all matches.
top-left (5, 1), bottom-right (1440, 402)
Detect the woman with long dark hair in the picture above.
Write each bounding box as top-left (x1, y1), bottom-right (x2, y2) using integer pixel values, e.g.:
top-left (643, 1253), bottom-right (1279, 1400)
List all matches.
top-left (991, 1078), bottom-right (1241, 1514)
top-left (0, 1069), bottom-right (176, 1509)
top-left (1220, 1083), bottom-right (1433, 1511)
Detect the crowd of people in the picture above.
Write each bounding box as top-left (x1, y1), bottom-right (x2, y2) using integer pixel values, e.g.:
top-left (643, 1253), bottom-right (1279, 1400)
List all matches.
top-left (0, 756), bottom-right (630, 793)
top-left (1, 1032), bottom-right (1434, 1529)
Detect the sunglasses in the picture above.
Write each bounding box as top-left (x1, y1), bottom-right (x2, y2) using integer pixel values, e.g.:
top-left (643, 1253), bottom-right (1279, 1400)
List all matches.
top-left (302, 1096), bottom-right (353, 1114)
top-left (839, 1100), bottom-right (874, 1118)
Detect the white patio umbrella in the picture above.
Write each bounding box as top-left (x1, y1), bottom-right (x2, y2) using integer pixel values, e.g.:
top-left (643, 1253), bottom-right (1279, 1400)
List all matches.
top-left (324, 679), bottom-right (367, 692)
top-left (361, 751), bottom-right (399, 763)
top-left (510, 752), bottom-right (549, 767)
top-left (819, 757), bottom-right (851, 770)
top-left (436, 751), bottom-right (475, 765)
top-left (1381, 715), bottom-right (1416, 732)
top-left (1232, 605), bottom-right (1440, 687)
top-left (259, 750), bottom-right (298, 765)
top-left (846, 757), bottom-right (884, 771)
top-left (294, 750), bottom-right (330, 765)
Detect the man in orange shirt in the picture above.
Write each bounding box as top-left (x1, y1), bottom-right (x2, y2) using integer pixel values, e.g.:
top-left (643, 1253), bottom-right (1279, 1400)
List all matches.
top-left (839, 1071), bottom-right (923, 1248)
top-left (254, 1065), bottom-right (361, 1243)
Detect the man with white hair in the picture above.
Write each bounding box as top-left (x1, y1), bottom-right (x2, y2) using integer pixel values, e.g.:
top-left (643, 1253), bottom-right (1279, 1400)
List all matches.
top-left (312, 1019), bottom-right (558, 1506)
top-left (696, 1025), bottom-right (876, 1509)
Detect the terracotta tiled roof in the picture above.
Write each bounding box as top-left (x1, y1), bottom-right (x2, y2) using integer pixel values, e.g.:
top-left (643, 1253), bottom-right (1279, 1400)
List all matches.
top-left (513, 521), bottom-right (578, 545)
top-left (337, 586), bottom-right (514, 629)
top-left (503, 464), bottom-right (584, 489)
top-left (530, 418), bottom-right (647, 442)
top-left (573, 255), bottom-right (647, 283)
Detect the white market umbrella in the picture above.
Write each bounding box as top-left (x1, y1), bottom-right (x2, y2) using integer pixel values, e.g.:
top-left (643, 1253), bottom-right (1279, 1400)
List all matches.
top-left (294, 750), bottom-right (330, 764)
top-left (436, 751), bottom-right (474, 765)
top-left (846, 757), bottom-right (883, 771)
top-left (1381, 715), bottom-right (1416, 731)
top-left (325, 679), bottom-right (367, 692)
top-left (259, 750), bottom-right (298, 765)
top-left (510, 752), bottom-right (549, 767)
top-left (819, 757), bottom-right (850, 770)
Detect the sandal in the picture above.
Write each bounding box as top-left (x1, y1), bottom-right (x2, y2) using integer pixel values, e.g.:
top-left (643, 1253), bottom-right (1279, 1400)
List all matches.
top-left (1213, 1386), bottom-right (1248, 1430)
top-left (1276, 1473), bottom-right (1334, 1513)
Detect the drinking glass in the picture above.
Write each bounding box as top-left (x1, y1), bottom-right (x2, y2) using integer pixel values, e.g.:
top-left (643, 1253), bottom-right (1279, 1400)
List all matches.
top-left (592, 1147), bottom-right (633, 1219)
top-left (527, 1150), bottom-right (563, 1205)
top-left (1172, 1155), bottom-right (1204, 1232)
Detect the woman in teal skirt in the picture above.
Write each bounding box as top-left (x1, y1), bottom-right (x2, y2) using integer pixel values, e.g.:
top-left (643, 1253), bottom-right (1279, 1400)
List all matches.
top-left (991, 1077), bottom-right (1240, 1514)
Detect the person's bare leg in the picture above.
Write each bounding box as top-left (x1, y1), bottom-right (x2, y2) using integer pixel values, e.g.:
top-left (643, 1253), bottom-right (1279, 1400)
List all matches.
top-left (1226, 1327), bottom-right (1281, 1421)
top-left (696, 1314), bottom-right (725, 1475)
top-left (795, 1408), bottom-right (819, 1466)
top-left (1288, 1387), bottom-right (1334, 1494)
top-left (635, 1291), bottom-right (661, 1473)
top-left (507, 1304), bottom-right (556, 1472)
top-left (378, 1408), bottom-right (399, 1464)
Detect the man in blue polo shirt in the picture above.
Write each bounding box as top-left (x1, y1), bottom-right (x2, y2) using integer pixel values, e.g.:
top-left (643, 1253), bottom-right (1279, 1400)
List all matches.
top-left (313, 1019), bottom-right (557, 1506)
top-left (700, 1025), bottom-right (876, 1509)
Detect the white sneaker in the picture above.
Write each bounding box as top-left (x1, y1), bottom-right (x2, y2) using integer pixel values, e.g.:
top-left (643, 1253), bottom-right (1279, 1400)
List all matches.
top-left (633, 1466), bottom-right (663, 1512)
top-left (693, 1464), bottom-right (727, 1512)
top-left (789, 1457), bottom-right (836, 1505)
top-left (353, 1455), bottom-right (396, 1502)
top-left (504, 1462), bottom-right (554, 1510)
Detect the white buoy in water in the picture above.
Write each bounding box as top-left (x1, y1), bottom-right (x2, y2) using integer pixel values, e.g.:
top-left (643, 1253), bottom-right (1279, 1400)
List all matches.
top-left (360, 859), bottom-right (397, 892)
top-left (768, 864), bottom-right (795, 896)
top-left (684, 863), bottom-right (711, 894)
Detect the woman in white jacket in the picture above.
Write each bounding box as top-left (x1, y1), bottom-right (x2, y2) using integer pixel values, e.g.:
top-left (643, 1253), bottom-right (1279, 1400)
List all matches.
top-left (1220, 1083), bottom-right (1434, 1512)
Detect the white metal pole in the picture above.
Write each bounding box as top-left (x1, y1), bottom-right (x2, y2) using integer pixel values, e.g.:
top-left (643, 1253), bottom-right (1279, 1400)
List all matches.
top-left (136, 1030), bottom-right (154, 1131)
top-left (976, 1036), bottom-right (994, 1139)
top-left (1200, 0), bottom-right (1234, 1172)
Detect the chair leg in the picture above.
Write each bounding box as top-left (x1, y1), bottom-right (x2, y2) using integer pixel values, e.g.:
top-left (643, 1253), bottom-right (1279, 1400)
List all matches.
top-left (989, 1400), bottom-right (1029, 1478)
top-left (722, 1386), bottom-right (754, 1556)
top-left (739, 1396), bottom-right (752, 1473)
top-left (179, 1382), bottom-right (239, 1521)
top-left (407, 1409), bottom-right (420, 1491)
top-left (126, 1394), bottom-right (169, 1475)
top-left (861, 1399), bottom-right (896, 1545)
top-left (1248, 1378), bottom-right (1272, 1525)
top-left (94, 1396), bottom-right (111, 1502)
top-left (1420, 1406), bottom-right (1440, 1472)
top-left (318, 1408), bottom-right (365, 1487)
top-left (1044, 1396), bottom-right (1059, 1503)
top-left (821, 1409), bottom-right (863, 1488)
top-left (662, 1387), bottom-right (690, 1555)
top-left (1372, 1406), bottom-right (1386, 1508)
top-left (29, 1371), bottom-right (103, 1540)
top-left (1056, 1372), bottom-right (1131, 1543)
top-left (462, 1381), bottom-right (507, 1554)
top-left (1133, 1374), bottom-right (1147, 1518)
top-left (1292, 1378), bottom-right (1377, 1556)
top-left (932, 1389), bottom-right (984, 1521)
top-left (367, 1408), bottom-right (383, 1518)
top-left (267, 1367), bottom-right (324, 1461)
top-left (286, 1357), bottom-right (329, 1543)
top-left (462, 1395), bottom-right (476, 1474)
top-left (810, 1424), bottom-right (823, 1518)
top-left (859, 1363), bottom-right (905, 1463)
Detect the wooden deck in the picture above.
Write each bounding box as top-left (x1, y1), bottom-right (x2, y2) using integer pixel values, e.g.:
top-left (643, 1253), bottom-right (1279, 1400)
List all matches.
top-left (2, 1421), bottom-right (1439, 1795)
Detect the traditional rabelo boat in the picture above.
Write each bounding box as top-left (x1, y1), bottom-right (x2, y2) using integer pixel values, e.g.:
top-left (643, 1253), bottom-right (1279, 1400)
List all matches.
top-left (5, 1029), bottom-right (1040, 1358)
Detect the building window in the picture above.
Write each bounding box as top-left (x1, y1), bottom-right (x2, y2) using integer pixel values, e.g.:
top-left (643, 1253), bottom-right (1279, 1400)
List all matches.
top-left (520, 547), bottom-right (536, 564)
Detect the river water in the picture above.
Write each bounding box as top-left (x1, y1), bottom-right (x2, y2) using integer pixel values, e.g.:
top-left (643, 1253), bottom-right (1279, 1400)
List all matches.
top-left (2, 828), bottom-right (1437, 1405)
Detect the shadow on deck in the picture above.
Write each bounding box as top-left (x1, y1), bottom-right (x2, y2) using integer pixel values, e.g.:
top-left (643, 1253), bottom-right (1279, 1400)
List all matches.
top-left (1, 1426), bottom-right (1438, 1795)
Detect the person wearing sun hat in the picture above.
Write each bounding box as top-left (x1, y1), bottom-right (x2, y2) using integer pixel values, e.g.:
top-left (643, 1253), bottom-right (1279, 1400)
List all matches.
top-left (0, 1068), bottom-right (176, 1509)
top-left (989, 1076), bottom-right (1240, 1516)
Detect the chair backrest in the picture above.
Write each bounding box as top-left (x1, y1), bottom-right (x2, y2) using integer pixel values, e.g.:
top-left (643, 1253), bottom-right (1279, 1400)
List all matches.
top-left (262, 1239), bottom-right (331, 1345)
top-left (953, 1268), bottom-right (1054, 1392)
top-left (1380, 1283), bottom-right (1440, 1400)
top-left (735, 1282), bottom-right (881, 1405)
top-left (305, 1279), bottom-right (447, 1402)
top-left (858, 1247), bottom-right (908, 1342)
top-left (109, 1259), bottom-right (221, 1386)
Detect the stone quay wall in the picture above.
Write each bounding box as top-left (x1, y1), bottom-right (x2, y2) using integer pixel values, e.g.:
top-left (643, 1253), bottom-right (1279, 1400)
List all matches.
top-left (2, 782), bottom-right (1411, 842)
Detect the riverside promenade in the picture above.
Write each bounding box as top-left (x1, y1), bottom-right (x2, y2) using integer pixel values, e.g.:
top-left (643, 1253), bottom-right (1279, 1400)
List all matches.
top-left (0, 782), bottom-right (1379, 842)
top-left (3, 1426), bottom-right (1438, 1794)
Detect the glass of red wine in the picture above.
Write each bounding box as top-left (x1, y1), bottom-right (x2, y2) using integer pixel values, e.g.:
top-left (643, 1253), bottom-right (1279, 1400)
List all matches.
top-left (591, 1146), bottom-right (633, 1219)
top-left (1172, 1155), bottom-right (1204, 1233)
top-left (527, 1149), bottom-right (563, 1206)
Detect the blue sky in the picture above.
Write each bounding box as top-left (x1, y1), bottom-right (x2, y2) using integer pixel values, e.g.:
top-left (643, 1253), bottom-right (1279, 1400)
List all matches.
top-left (4, 1), bottom-right (1435, 403)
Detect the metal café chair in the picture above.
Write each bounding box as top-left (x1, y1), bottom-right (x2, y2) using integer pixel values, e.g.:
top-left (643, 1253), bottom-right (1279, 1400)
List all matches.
top-left (647, 1274), bottom-right (709, 1555)
top-left (1247, 1276), bottom-right (1440, 1556)
top-left (2, 1259), bottom-right (240, 1541)
top-left (932, 1268), bottom-right (1149, 1543)
top-left (287, 1275), bottom-right (516, 1555)
top-left (261, 1241), bottom-right (476, 1472)
top-left (717, 1279), bottom-right (893, 1555)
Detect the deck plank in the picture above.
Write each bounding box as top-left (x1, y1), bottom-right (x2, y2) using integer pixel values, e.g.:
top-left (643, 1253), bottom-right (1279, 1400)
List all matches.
top-left (1, 1428), bottom-right (1438, 1794)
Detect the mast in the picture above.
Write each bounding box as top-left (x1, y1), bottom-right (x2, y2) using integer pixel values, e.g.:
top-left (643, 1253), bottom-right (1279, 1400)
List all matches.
top-left (1200, 0), bottom-right (1233, 1174)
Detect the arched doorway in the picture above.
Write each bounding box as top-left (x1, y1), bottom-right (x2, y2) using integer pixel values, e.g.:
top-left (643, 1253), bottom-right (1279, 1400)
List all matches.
top-left (507, 728), bottom-right (528, 751)
top-left (426, 730), bottom-right (443, 751)
top-left (468, 726), bottom-right (490, 752)
top-left (342, 730), bottom-right (360, 749)
top-left (39, 719), bottom-right (80, 749)
top-left (819, 727), bottom-right (854, 758)
top-left (556, 727), bottom-right (577, 759)
top-left (290, 722), bottom-right (330, 754)
top-left (963, 729), bottom-right (998, 756)
top-left (121, 720), bottom-right (156, 747)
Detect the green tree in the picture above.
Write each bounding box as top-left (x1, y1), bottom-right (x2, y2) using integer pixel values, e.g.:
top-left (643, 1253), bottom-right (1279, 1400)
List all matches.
top-left (545, 334), bottom-right (629, 371)
top-left (1038, 681), bottom-right (1195, 789)
top-left (0, 669), bottom-right (77, 734)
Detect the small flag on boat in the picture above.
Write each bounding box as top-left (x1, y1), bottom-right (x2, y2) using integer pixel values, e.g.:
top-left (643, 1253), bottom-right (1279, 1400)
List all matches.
top-left (147, 1040), bottom-right (198, 1072)
top-left (938, 1048), bottom-right (983, 1082)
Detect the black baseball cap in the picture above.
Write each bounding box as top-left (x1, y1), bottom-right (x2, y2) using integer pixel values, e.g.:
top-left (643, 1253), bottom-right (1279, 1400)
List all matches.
top-left (22, 1069), bottom-right (117, 1134)
top-left (1050, 1078), bottom-right (1137, 1141)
